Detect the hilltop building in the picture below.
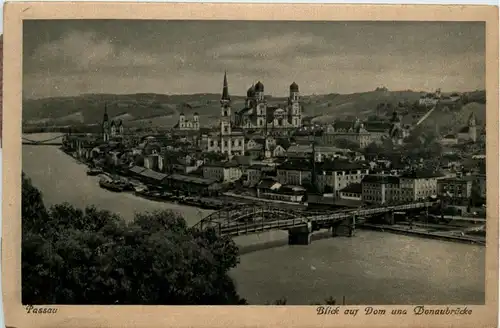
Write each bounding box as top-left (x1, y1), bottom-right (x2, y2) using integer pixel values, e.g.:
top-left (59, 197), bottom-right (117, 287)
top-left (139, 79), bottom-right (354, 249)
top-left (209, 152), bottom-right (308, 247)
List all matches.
top-left (418, 89), bottom-right (441, 107)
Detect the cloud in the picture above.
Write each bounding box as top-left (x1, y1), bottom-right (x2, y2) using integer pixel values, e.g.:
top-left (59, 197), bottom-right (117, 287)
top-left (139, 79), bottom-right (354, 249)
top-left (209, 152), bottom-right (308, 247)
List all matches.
top-left (23, 21), bottom-right (486, 99)
top-left (30, 31), bottom-right (159, 73)
top-left (208, 33), bottom-right (329, 61)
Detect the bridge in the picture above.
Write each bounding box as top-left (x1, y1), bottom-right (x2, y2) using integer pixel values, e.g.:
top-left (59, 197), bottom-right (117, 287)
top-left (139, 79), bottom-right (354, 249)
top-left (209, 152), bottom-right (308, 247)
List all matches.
top-left (22, 134), bottom-right (66, 145)
top-left (193, 201), bottom-right (437, 245)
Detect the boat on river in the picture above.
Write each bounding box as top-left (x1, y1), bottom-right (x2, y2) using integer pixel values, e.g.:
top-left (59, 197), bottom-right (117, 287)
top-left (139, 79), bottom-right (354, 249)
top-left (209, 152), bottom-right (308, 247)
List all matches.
top-left (99, 178), bottom-right (126, 192)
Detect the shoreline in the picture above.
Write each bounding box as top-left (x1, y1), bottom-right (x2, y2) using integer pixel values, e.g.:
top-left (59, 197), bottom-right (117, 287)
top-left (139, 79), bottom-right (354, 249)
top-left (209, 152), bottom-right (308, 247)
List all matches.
top-left (30, 144), bottom-right (485, 248)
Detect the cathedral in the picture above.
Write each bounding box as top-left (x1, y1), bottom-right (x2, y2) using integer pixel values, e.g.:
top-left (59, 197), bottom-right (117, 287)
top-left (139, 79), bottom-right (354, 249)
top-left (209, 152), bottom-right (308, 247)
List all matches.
top-left (201, 72), bottom-right (304, 156)
top-left (234, 79), bottom-right (303, 131)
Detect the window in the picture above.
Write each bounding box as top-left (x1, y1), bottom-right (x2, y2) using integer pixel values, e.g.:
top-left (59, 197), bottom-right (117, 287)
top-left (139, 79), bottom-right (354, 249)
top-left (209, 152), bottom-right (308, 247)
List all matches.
top-left (224, 126), bottom-right (229, 133)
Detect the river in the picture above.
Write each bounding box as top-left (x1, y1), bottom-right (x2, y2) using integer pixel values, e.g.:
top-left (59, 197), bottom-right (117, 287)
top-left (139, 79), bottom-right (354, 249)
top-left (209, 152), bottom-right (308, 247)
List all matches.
top-left (22, 135), bottom-right (485, 305)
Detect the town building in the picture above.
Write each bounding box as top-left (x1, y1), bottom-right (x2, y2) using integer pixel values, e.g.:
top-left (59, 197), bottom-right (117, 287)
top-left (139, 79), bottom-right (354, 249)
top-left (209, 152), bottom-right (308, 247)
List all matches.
top-left (256, 178), bottom-right (283, 198)
top-left (244, 164), bottom-right (275, 187)
top-left (276, 158), bottom-right (369, 195)
top-left (399, 170), bottom-right (443, 202)
top-left (361, 175), bottom-right (401, 205)
top-left (321, 119), bottom-right (373, 148)
top-left (320, 114), bottom-right (408, 148)
top-left (339, 183), bottom-right (363, 201)
top-left (437, 177), bottom-right (473, 200)
top-left (286, 144), bottom-right (348, 162)
top-left (174, 112), bottom-right (200, 131)
top-left (164, 174), bottom-right (222, 196)
top-left (202, 160), bottom-right (243, 182)
top-left (144, 153), bottom-right (164, 172)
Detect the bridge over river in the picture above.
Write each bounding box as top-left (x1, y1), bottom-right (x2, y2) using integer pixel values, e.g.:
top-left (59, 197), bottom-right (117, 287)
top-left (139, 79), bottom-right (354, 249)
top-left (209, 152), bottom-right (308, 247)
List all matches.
top-left (194, 201), bottom-right (437, 245)
top-left (22, 133), bottom-right (67, 145)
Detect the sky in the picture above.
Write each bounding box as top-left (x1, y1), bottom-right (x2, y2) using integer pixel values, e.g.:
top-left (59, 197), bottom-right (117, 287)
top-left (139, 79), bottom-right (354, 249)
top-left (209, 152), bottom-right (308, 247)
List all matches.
top-left (23, 20), bottom-right (485, 99)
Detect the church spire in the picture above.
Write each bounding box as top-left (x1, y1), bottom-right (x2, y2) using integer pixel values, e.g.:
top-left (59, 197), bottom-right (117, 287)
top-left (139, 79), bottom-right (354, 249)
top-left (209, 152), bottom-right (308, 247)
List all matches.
top-left (468, 112), bottom-right (477, 126)
top-left (221, 71), bottom-right (230, 102)
top-left (103, 103), bottom-right (109, 122)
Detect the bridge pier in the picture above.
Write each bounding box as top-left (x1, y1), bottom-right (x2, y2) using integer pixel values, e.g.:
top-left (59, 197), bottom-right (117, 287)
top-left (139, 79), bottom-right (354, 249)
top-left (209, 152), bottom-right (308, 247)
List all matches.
top-left (288, 223), bottom-right (312, 245)
top-left (384, 210), bottom-right (395, 225)
top-left (332, 214), bottom-right (356, 237)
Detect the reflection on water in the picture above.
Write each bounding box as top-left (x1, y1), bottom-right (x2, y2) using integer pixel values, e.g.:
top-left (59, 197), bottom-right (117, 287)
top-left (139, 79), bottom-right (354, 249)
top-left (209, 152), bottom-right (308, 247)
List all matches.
top-left (22, 137), bottom-right (486, 305)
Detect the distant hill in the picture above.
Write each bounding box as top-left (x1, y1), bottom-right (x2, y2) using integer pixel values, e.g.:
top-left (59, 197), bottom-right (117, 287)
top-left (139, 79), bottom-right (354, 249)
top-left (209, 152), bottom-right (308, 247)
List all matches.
top-left (22, 90), bottom-right (485, 131)
top-left (418, 102), bottom-right (486, 135)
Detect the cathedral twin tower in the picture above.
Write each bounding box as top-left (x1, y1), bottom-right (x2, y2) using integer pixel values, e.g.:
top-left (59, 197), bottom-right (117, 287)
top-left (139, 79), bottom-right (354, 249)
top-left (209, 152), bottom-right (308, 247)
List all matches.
top-left (219, 72), bottom-right (303, 136)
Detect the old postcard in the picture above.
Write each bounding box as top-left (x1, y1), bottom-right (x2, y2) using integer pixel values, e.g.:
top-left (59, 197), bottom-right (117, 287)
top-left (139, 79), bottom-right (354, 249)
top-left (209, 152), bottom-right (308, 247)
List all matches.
top-left (2, 2), bottom-right (499, 328)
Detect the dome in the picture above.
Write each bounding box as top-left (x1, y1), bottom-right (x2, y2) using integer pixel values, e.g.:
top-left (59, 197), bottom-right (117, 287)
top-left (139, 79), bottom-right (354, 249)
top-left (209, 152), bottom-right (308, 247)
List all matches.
top-left (290, 82), bottom-right (299, 92)
top-left (247, 85), bottom-right (255, 97)
top-left (255, 81), bottom-right (264, 92)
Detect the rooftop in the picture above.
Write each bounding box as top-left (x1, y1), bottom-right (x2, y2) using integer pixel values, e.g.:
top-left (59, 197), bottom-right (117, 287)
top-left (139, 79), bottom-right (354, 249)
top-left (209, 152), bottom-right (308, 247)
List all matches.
top-left (168, 174), bottom-right (217, 186)
top-left (362, 174), bottom-right (400, 184)
top-left (400, 170), bottom-right (444, 179)
top-left (339, 182), bottom-right (362, 194)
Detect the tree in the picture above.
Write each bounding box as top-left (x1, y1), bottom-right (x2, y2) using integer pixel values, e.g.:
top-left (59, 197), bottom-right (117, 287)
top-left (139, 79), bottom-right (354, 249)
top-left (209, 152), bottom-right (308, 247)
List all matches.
top-left (22, 173), bottom-right (246, 305)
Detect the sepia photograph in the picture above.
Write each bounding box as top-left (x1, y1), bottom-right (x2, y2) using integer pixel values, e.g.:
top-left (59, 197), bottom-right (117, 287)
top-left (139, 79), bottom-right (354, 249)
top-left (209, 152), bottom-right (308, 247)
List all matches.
top-left (20, 18), bottom-right (489, 306)
top-left (2, 2), bottom-right (499, 328)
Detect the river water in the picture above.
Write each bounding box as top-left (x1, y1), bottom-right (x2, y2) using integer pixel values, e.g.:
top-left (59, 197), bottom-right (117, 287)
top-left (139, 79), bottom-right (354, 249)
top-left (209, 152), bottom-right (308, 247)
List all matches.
top-left (22, 135), bottom-right (485, 305)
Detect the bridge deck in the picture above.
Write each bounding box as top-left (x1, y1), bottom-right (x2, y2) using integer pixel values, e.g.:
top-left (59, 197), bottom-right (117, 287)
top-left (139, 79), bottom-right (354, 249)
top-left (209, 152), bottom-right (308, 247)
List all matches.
top-left (200, 201), bottom-right (436, 236)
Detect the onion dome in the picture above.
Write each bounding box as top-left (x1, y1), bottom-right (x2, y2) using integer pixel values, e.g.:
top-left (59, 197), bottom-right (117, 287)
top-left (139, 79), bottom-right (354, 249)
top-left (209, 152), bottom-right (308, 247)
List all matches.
top-left (247, 85), bottom-right (256, 97)
top-left (290, 82), bottom-right (299, 92)
top-left (255, 81), bottom-right (264, 92)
